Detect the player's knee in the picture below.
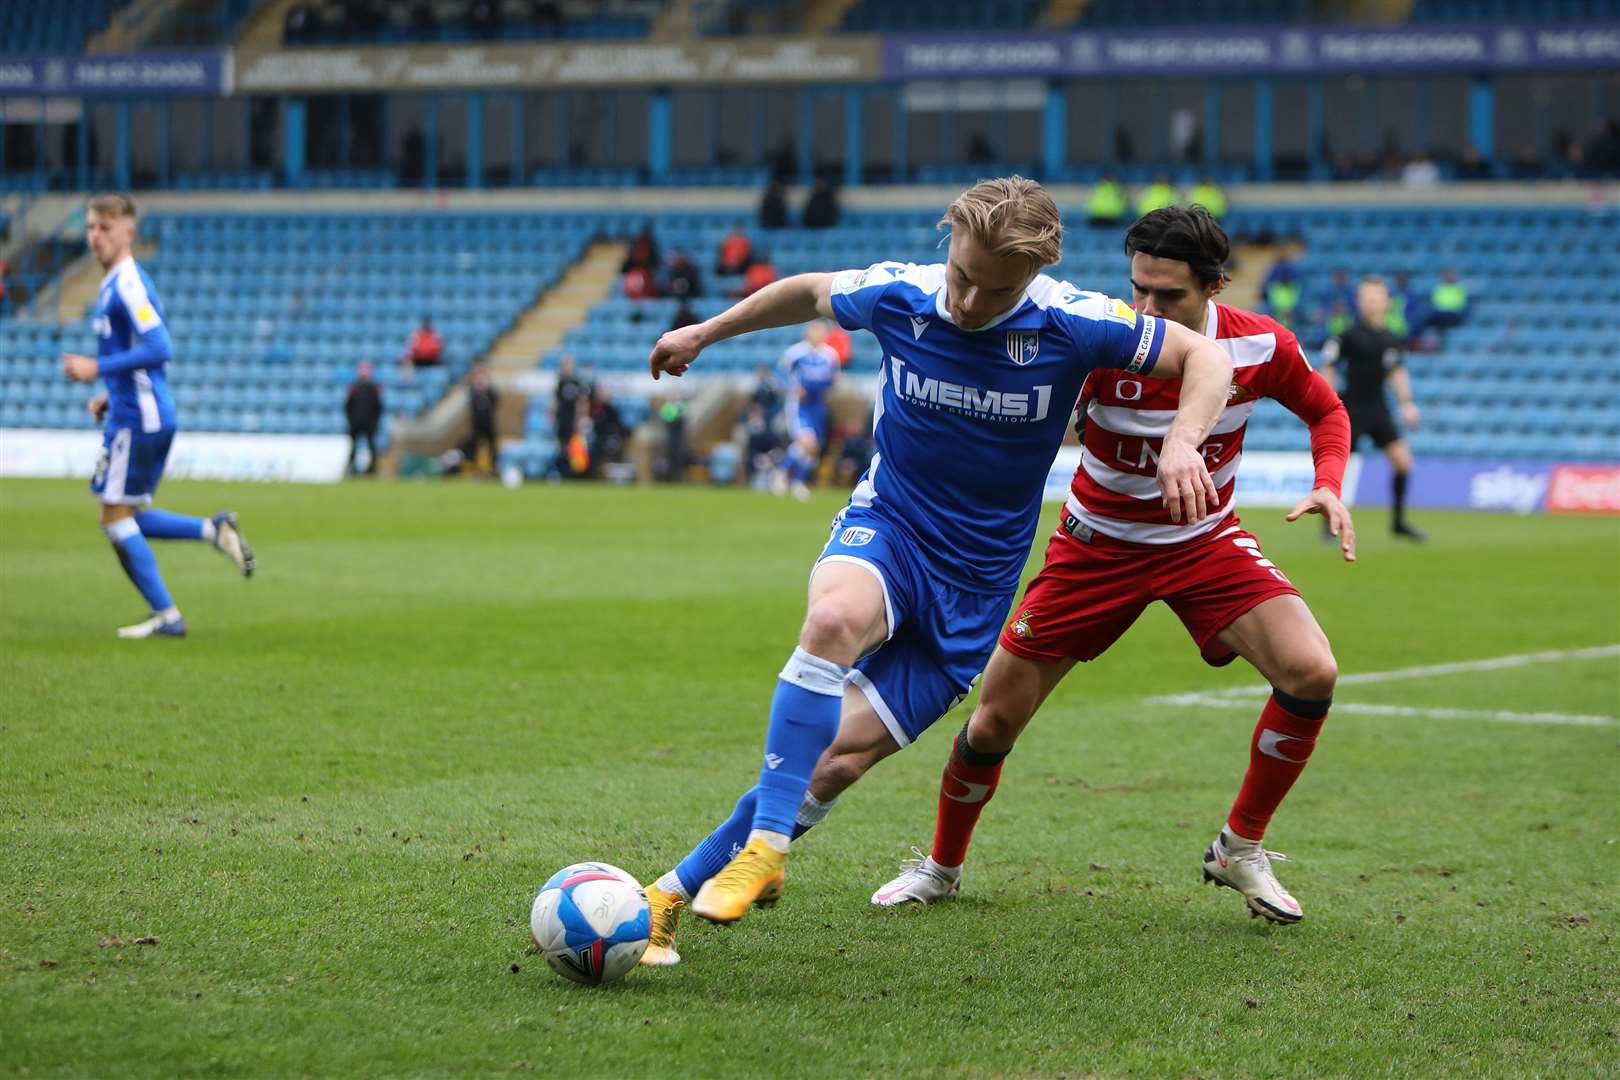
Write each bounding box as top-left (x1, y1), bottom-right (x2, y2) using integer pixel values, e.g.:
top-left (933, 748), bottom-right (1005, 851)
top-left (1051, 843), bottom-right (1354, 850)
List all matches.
top-left (799, 602), bottom-right (871, 661)
top-left (1275, 650), bottom-right (1338, 701)
top-left (813, 749), bottom-right (873, 797)
top-left (966, 701), bottom-right (1025, 755)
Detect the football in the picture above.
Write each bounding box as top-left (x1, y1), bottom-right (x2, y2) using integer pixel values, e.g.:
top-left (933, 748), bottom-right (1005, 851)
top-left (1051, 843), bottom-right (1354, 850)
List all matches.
top-left (530, 862), bottom-right (651, 986)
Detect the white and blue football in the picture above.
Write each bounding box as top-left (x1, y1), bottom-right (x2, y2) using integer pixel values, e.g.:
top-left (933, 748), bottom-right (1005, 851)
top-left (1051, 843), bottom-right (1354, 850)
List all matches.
top-left (530, 862), bottom-right (650, 986)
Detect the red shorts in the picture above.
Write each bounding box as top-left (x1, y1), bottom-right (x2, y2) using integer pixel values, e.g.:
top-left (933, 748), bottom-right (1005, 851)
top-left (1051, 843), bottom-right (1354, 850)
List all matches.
top-left (1000, 517), bottom-right (1300, 667)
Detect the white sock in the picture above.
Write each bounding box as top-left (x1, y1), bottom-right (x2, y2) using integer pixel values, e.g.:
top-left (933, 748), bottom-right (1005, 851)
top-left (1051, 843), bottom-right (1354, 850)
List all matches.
top-left (1225, 823), bottom-right (1262, 848)
top-left (926, 856), bottom-right (962, 878)
top-left (794, 791), bottom-right (837, 831)
top-left (201, 519), bottom-right (217, 542)
top-left (748, 828), bottom-right (791, 854)
top-left (653, 871), bottom-right (689, 902)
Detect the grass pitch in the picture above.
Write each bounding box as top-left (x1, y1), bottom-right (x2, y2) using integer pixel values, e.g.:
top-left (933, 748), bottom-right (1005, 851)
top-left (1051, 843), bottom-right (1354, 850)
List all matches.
top-left (2, 477), bottom-right (1616, 1078)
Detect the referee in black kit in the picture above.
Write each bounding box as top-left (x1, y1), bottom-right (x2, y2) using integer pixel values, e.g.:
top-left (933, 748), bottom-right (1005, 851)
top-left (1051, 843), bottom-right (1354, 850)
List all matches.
top-left (1320, 276), bottom-right (1426, 541)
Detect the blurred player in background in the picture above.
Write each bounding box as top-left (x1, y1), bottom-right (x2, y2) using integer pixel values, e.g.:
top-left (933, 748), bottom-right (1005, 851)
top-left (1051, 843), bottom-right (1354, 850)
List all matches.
top-left (773, 320), bottom-right (840, 500)
top-left (1321, 277), bottom-right (1427, 541)
top-left (61, 193), bottom-right (254, 639)
top-left (637, 178), bottom-right (1234, 965)
top-left (868, 206), bottom-right (1352, 924)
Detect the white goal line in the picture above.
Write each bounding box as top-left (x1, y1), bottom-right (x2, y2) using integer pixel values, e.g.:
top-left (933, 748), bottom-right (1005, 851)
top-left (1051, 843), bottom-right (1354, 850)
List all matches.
top-left (1147, 644), bottom-right (1620, 727)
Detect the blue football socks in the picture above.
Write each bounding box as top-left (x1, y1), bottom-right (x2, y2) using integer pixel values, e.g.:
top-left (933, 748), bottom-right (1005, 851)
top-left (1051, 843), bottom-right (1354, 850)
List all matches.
top-left (674, 787), bottom-right (758, 897)
top-left (752, 647), bottom-right (849, 837)
top-left (104, 517), bottom-right (175, 614)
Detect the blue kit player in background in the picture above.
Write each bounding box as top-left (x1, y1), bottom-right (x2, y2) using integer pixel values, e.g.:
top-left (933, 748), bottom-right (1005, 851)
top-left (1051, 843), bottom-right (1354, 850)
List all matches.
top-left (637, 177), bottom-right (1234, 964)
top-left (61, 193), bottom-right (255, 639)
top-left (774, 320), bottom-right (841, 500)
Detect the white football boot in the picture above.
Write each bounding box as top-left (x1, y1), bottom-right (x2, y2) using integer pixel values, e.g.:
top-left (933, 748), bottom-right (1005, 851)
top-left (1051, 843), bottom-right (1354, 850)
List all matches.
top-left (871, 847), bottom-right (961, 907)
top-left (1202, 829), bottom-right (1303, 924)
top-left (211, 511), bottom-right (255, 577)
top-left (117, 610), bottom-right (187, 639)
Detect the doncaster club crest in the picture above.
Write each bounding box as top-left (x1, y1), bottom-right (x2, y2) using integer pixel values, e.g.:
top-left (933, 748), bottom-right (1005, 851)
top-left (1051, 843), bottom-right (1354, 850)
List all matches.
top-left (1005, 331), bottom-right (1039, 365)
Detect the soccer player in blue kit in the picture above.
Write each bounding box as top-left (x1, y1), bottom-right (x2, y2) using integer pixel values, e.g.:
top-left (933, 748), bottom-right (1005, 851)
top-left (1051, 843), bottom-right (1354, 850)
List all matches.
top-left (638, 178), bottom-right (1233, 965)
top-left (774, 321), bottom-right (841, 500)
top-left (61, 193), bottom-right (254, 639)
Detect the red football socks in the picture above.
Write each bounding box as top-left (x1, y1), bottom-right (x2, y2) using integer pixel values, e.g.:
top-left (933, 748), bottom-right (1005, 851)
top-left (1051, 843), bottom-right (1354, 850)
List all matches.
top-left (930, 724), bottom-right (1007, 869)
top-left (1227, 690), bottom-right (1329, 840)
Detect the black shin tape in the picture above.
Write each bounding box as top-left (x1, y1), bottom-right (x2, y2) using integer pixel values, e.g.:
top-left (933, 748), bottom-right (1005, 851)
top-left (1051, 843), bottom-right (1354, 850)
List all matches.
top-left (956, 722), bottom-right (1009, 767)
top-left (1271, 687), bottom-right (1332, 720)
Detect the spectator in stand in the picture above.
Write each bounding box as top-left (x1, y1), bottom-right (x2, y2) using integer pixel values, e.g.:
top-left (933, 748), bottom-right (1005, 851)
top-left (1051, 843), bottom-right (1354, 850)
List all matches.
top-left (530, 0), bottom-right (564, 35)
top-left (465, 362), bottom-right (499, 476)
top-left (588, 385), bottom-right (627, 473)
top-left (802, 178), bottom-right (840, 229)
top-left (1401, 153), bottom-right (1441, 187)
top-left (553, 354), bottom-right (586, 477)
top-left (402, 317), bottom-right (443, 371)
top-left (666, 249), bottom-right (702, 299)
top-left (1387, 272), bottom-right (1418, 341)
top-left (623, 222), bottom-right (659, 273)
top-left (1261, 255), bottom-right (1303, 329)
top-left (823, 322), bottom-right (853, 367)
top-left (284, 2), bottom-right (316, 43)
top-left (759, 181), bottom-right (788, 230)
top-left (1584, 119), bottom-right (1620, 175)
top-left (669, 298), bottom-right (700, 333)
top-left (741, 403), bottom-right (782, 486)
top-left (749, 362), bottom-right (783, 423)
top-left (1457, 144), bottom-right (1492, 180)
top-left (716, 225), bottom-right (753, 275)
top-left (623, 264), bottom-right (660, 300)
top-left (1085, 173), bottom-right (1128, 228)
top-left (731, 252), bottom-right (778, 299)
top-left (469, 0), bottom-right (501, 37)
top-left (1427, 268), bottom-right (1469, 330)
top-left (408, 1), bottom-right (437, 38)
top-left (1187, 176), bottom-right (1228, 220)
top-left (344, 360), bottom-right (383, 476)
top-left (1135, 175), bottom-right (1178, 217)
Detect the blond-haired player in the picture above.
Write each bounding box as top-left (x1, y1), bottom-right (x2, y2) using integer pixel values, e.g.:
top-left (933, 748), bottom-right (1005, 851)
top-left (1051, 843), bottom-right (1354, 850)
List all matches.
top-left (634, 178), bottom-right (1234, 968)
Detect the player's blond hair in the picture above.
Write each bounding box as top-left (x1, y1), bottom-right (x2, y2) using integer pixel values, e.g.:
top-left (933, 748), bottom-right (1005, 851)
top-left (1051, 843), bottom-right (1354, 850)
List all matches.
top-left (937, 176), bottom-right (1062, 271)
top-left (88, 193), bottom-right (137, 220)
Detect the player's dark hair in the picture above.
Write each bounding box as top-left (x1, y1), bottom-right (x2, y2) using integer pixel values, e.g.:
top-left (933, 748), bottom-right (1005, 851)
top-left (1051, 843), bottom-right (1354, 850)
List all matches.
top-left (1124, 205), bottom-right (1229, 287)
top-left (88, 192), bottom-right (136, 220)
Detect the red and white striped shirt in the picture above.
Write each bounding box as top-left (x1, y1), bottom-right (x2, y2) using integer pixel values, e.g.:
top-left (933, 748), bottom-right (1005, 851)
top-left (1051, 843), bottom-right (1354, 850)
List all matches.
top-left (1065, 301), bottom-right (1349, 546)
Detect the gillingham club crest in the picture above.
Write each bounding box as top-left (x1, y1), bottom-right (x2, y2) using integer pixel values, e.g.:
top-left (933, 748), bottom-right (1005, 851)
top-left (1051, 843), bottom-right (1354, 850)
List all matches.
top-left (1006, 331), bottom-right (1039, 365)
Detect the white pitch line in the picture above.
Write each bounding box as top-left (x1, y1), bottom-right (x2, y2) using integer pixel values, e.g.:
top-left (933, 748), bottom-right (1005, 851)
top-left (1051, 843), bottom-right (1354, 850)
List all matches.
top-left (1147, 644), bottom-right (1620, 727)
top-left (1161, 694), bottom-right (1617, 728)
top-left (1147, 644), bottom-right (1620, 704)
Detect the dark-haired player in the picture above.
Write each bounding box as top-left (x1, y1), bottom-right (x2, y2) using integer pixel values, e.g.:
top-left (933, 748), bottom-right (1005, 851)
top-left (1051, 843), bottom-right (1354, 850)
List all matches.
top-left (871, 206), bottom-right (1354, 923)
top-left (61, 193), bottom-right (254, 638)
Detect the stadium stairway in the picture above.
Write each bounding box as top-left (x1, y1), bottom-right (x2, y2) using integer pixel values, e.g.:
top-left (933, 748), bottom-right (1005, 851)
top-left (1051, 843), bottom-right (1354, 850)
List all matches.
top-left (805, 0), bottom-right (863, 33)
top-left (1037, 0), bottom-right (1089, 27)
top-left (389, 240), bottom-right (629, 466)
top-left (37, 241), bottom-right (159, 324)
top-left (238, 0), bottom-right (300, 49)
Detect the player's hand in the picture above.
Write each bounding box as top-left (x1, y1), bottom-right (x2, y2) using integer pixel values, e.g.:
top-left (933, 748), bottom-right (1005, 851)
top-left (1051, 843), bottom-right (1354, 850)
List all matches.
top-left (62, 353), bottom-right (99, 383)
top-left (86, 391), bottom-right (109, 423)
top-left (1287, 486), bottom-right (1357, 562)
top-left (1401, 401), bottom-right (1421, 430)
top-left (648, 324), bottom-right (708, 380)
top-left (1157, 440), bottom-right (1218, 524)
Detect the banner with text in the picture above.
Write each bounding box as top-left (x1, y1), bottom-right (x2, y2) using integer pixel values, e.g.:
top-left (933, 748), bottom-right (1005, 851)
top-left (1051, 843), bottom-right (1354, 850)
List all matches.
top-left (0, 430), bottom-right (349, 484)
top-left (234, 37), bottom-right (880, 93)
top-left (0, 51), bottom-right (227, 96)
top-left (884, 23), bottom-right (1620, 80)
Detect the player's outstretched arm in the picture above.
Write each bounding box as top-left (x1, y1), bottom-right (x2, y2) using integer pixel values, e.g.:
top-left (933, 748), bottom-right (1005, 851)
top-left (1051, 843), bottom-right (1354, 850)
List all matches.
top-left (649, 272), bottom-right (836, 380)
top-left (1144, 319), bottom-right (1233, 524)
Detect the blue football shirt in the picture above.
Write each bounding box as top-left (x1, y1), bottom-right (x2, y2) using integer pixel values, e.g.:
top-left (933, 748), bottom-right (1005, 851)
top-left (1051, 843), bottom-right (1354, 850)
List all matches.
top-left (94, 257), bottom-right (176, 434)
top-left (830, 261), bottom-right (1165, 591)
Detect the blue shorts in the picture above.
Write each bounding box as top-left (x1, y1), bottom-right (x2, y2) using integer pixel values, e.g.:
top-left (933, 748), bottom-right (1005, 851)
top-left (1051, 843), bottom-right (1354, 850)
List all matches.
top-left (816, 504), bottom-right (1015, 748)
top-left (91, 426), bottom-right (174, 506)
top-left (787, 400), bottom-right (829, 445)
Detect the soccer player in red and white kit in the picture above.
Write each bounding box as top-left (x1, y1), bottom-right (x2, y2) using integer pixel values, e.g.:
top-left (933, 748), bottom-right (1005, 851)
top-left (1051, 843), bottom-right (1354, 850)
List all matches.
top-left (872, 206), bottom-right (1354, 923)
